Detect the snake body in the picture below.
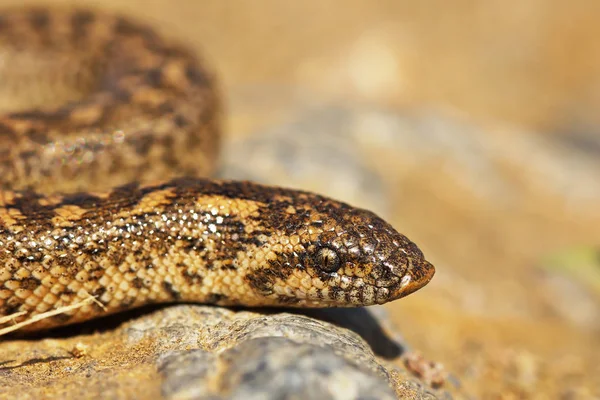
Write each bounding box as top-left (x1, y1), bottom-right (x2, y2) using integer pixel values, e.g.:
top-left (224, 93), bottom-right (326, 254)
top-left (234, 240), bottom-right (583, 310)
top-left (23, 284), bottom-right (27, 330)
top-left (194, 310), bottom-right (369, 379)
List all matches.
top-left (0, 8), bottom-right (435, 331)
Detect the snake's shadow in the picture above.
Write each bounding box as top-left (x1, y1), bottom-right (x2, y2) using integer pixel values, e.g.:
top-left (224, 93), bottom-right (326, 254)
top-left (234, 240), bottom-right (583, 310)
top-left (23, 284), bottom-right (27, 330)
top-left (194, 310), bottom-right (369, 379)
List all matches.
top-left (4, 304), bottom-right (405, 360)
top-left (284, 307), bottom-right (405, 360)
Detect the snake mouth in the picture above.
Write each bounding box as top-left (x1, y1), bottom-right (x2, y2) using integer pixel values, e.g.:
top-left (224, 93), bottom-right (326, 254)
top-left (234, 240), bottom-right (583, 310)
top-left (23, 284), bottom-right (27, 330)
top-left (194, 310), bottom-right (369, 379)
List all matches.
top-left (291, 257), bottom-right (435, 307)
top-left (393, 258), bottom-right (435, 299)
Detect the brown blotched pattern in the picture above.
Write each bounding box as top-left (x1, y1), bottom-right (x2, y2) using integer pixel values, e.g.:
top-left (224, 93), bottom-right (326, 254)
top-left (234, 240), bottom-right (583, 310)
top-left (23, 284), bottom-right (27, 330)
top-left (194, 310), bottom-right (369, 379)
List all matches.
top-left (0, 8), bottom-right (434, 331)
top-left (0, 7), bottom-right (220, 194)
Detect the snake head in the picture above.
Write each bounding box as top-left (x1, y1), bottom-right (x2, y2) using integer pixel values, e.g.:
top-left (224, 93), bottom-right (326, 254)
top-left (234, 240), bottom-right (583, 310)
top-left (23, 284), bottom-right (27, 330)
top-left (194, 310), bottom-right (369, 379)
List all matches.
top-left (244, 188), bottom-right (436, 307)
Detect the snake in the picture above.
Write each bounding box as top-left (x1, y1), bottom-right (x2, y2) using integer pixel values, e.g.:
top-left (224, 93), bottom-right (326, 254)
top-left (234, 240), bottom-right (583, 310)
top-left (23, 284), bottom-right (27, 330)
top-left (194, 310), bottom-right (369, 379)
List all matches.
top-left (0, 7), bottom-right (435, 332)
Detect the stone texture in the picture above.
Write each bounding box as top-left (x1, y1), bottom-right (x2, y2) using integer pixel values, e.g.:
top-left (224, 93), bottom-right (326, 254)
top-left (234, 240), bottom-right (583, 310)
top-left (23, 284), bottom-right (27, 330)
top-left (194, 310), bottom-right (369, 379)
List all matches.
top-left (0, 306), bottom-right (453, 399)
top-left (223, 100), bottom-right (600, 220)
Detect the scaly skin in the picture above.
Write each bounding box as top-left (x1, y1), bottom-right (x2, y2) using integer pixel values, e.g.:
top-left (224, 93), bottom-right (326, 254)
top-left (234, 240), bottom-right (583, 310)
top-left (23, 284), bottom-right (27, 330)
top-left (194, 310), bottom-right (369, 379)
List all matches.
top-left (0, 8), bottom-right (435, 331)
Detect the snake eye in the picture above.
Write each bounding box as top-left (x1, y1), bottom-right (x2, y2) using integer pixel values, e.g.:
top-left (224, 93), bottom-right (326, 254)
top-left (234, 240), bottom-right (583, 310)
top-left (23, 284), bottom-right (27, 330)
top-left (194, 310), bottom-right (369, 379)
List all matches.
top-left (315, 246), bottom-right (341, 273)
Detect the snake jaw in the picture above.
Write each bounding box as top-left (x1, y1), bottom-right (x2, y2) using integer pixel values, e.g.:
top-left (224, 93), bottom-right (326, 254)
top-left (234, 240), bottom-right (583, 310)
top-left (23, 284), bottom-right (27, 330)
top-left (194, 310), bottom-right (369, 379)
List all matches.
top-left (370, 240), bottom-right (436, 303)
top-left (390, 257), bottom-right (435, 301)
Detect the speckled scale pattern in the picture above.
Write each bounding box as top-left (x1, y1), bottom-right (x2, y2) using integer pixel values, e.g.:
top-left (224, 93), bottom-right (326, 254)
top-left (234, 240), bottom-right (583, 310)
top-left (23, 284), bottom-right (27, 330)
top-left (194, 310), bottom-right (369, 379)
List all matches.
top-left (0, 8), bottom-right (435, 331)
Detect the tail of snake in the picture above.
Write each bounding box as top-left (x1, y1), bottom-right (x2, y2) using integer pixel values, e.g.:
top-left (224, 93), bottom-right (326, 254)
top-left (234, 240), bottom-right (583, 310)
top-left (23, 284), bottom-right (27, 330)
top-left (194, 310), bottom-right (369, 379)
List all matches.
top-left (0, 7), bottom-right (435, 331)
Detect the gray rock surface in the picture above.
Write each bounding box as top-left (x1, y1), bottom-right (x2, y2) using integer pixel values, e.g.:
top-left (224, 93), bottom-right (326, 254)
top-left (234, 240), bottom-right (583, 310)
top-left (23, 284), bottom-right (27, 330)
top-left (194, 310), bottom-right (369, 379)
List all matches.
top-left (0, 306), bottom-right (452, 399)
top-left (223, 95), bottom-right (600, 220)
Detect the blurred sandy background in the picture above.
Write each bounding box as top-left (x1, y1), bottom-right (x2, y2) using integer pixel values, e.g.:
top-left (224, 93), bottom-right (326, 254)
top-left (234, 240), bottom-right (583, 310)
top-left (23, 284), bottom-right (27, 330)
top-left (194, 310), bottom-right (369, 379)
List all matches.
top-left (4, 1), bottom-right (600, 398)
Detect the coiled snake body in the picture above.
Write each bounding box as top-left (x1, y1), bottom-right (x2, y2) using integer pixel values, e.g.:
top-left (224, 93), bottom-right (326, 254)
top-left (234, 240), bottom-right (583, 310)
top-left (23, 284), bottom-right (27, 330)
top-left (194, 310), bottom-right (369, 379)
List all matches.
top-left (0, 8), bottom-right (435, 331)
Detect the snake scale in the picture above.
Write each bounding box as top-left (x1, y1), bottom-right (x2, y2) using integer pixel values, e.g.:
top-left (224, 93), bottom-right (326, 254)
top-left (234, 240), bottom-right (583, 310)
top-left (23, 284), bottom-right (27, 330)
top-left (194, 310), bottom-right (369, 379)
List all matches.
top-left (0, 7), bottom-right (435, 332)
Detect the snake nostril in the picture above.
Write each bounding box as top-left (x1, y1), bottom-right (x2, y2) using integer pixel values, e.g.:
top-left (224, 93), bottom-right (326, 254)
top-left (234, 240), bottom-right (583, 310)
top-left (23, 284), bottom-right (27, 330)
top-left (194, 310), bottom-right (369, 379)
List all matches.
top-left (382, 248), bottom-right (408, 276)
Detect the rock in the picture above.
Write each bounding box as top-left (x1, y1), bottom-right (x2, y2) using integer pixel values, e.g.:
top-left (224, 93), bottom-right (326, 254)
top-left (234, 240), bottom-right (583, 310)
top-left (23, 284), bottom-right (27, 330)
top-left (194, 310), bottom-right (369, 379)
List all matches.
top-left (0, 305), bottom-right (452, 399)
top-left (220, 116), bottom-right (390, 218)
top-left (224, 95), bottom-right (600, 220)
